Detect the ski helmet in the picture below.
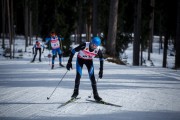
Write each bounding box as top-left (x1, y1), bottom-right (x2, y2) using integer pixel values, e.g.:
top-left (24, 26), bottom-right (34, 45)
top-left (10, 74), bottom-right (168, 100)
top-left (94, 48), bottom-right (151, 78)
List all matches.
top-left (91, 37), bottom-right (101, 46)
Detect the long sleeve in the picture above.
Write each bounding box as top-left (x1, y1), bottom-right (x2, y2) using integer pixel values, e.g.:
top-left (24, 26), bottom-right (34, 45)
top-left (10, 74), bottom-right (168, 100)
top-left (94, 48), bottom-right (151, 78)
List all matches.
top-left (45, 37), bottom-right (51, 45)
top-left (67, 43), bottom-right (86, 63)
top-left (98, 49), bottom-right (104, 70)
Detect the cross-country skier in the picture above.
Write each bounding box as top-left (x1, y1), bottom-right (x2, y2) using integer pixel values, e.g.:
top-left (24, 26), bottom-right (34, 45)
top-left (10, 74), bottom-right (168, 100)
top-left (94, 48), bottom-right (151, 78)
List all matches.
top-left (45, 32), bottom-right (64, 69)
top-left (66, 37), bottom-right (104, 101)
top-left (31, 36), bottom-right (44, 62)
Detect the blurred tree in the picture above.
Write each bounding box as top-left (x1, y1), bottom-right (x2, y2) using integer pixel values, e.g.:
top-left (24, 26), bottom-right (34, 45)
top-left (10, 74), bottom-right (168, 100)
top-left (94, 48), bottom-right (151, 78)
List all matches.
top-left (86, 0), bottom-right (92, 42)
top-left (116, 0), bottom-right (133, 57)
top-left (1, 0), bottom-right (178, 67)
top-left (106, 0), bottom-right (119, 57)
top-left (148, 0), bottom-right (154, 60)
top-left (1, 0), bottom-right (6, 49)
top-left (92, 0), bottom-right (98, 37)
top-left (175, 0), bottom-right (180, 68)
top-left (24, 0), bottom-right (28, 52)
top-left (133, 0), bottom-right (141, 66)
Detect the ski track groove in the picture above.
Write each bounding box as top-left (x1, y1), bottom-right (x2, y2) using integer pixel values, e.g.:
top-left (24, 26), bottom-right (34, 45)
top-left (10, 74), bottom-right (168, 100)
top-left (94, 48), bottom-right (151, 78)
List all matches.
top-left (0, 88), bottom-right (48, 116)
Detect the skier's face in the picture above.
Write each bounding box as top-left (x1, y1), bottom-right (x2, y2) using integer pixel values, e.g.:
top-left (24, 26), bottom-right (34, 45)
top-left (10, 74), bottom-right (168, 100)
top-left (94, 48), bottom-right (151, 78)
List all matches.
top-left (90, 43), bottom-right (97, 50)
top-left (51, 33), bottom-right (56, 38)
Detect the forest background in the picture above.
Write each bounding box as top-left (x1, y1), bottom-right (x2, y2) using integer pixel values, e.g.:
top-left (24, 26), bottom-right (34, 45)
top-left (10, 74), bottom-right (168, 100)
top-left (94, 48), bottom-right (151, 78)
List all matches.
top-left (0, 0), bottom-right (180, 68)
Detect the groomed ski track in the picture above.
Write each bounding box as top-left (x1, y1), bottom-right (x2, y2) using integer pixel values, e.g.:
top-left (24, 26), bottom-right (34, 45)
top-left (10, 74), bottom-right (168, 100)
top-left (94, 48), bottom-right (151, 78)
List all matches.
top-left (0, 57), bottom-right (180, 120)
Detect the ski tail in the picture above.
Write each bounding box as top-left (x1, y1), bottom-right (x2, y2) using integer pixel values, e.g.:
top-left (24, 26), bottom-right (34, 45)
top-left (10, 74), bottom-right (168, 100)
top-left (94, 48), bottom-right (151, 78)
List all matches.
top-left (57, 97), bottom-right (81, 108)
top-left (86, 99), bottom-right (122, 107)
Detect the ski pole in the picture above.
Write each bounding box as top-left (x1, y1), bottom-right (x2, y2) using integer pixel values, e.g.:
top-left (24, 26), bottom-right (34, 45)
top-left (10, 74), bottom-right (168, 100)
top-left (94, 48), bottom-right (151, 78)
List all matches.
top-left (42, 51), bottom-right (48, 63)
top-left (48, 42), bottom-right (51, 65)
top-left (47, 70), bottom-right (68, 100)
top-left (88, 77), bottom-right (99, 98)
top-left (43, 53), bottom-right (47, 62)
top-left (42, 45), bottom-right (48, 63)
top-left (60, 38), bottom-right (64, 64)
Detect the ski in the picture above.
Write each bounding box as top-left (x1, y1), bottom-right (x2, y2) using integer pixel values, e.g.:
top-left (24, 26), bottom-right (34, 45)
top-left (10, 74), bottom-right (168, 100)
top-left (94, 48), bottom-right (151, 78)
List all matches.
top-left (86, 99), bottom-right (122, 108)
top-left (30, 61), bottom-right (42, 63)
top-left (57, 97), bottom-right (80, 108)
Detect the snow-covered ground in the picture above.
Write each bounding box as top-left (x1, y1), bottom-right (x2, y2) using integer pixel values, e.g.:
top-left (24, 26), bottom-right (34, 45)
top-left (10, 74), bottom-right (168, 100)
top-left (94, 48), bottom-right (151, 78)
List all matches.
top-left (0, 37), bottom-right (180, 120)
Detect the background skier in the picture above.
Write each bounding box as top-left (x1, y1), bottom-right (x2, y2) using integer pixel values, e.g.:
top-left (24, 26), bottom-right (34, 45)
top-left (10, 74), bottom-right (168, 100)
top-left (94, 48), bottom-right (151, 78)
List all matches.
top-left (46, 32), bottom-right (64, 69)
top-left (31, 36), bottom-right (44, 62)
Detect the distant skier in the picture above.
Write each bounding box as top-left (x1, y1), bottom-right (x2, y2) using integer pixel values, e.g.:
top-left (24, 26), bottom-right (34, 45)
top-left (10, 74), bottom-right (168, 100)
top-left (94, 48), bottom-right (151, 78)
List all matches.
top-left (45, 32), bottom-right (64, 69)
top-left (31, 36), bottom-right (44, 62)
top-left (66, 37), bottom-right (104, 101)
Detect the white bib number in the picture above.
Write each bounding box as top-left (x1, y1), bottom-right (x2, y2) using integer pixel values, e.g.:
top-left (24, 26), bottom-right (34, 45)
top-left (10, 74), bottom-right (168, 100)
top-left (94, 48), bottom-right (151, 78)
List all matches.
top-left (51, 40), bottom-right (60, 49)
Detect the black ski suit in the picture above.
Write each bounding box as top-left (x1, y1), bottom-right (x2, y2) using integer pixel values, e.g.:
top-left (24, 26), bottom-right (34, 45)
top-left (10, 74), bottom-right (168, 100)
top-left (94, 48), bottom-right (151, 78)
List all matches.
top-left (32, 41), bottom-right (44, 62)
top-left (66, 42), bottom-right (104, 99)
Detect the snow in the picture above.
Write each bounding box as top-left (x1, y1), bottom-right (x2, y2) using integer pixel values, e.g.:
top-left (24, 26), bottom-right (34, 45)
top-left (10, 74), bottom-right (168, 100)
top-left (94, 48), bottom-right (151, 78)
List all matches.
top-left (0, 37), bottom-right (180, 120)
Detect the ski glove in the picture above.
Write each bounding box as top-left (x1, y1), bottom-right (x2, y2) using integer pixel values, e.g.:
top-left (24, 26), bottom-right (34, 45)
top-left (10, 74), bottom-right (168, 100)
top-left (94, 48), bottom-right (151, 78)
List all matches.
top-left (66, 62), bottom-right (72, 71)
top-left (99, 69), bottom-right (103, 79)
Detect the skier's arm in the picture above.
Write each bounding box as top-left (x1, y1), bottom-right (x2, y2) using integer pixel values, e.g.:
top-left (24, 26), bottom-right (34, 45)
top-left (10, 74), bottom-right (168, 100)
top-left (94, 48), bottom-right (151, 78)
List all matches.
top-left (45, 37), bottom-right (51, 49)
top-left (67, 43), bottom-right (86, 63)
top-left (98, 49), bottom-right (104, 78)
top-left (45, 37), bottom-right (51, 44)
top-left (32, 44), bottom-right (35, 54)
top-left (58, 36), bottom-right (64, 41)
top-left (66, 43), bottom-right (86, 70)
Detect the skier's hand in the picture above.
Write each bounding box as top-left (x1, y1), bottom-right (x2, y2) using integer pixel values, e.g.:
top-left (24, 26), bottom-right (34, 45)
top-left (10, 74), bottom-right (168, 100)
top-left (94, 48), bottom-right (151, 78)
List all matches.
top-left (66, 62), bottom-right (72, 71)
top-left (42, 51), bottom-right (44, 53)
top-left (99, 69), bottom-right (103, 79)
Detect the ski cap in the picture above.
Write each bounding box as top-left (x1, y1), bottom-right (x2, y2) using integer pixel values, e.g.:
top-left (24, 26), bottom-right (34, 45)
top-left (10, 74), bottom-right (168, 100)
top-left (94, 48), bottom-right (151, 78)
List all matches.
top-left (91, 37), bottom-right (101, 46)
top-left (51, 32), bottom-right (56, 37)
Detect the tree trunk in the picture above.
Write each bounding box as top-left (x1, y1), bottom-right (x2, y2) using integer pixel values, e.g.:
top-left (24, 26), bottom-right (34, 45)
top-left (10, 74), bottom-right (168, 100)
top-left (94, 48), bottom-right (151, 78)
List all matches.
top-left (77, 0), bottom-right (83, 44)
top-left (7, 0), bottom-right (12, 59)
top-left (175, 0), bottom-right (180, 68)
top-left (86, 0), bottom-right (92, 42)
top-left (148, 0), bottom-right (155, 60)
top-left (33, 0), bottom-right (38, 35)
top-left (162, 34), bottom-right (169, 68)
top-left (107, 0), bottom-right (119, 57)
top-left (2, 0), bottom-right (6, 49)
top-left (92, 0), bottom-right (98, 37)
top-left (24, 0), bottom-right (28, 52)
top-left (29, 10), bottom-right (32, 45)
top-left (133, 0), bottom-right (141, 66)
top-left (159, 15), bottom-right (163, 50)
top-left (10, 0), bottom-right (15, 58)
top-left (159, 14), bottom-right (163, 55)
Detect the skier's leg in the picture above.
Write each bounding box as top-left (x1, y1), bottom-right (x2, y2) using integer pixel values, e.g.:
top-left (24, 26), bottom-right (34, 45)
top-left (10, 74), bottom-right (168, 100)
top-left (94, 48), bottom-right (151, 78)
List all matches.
top-left (71, 58), bottom-right (83, 98)
top-left (51, 49), bottom-right (56, 69)
top-left (39, 48), bottom-right (42, 62)
top-left (71, 73), bottom-right (81, 98)
top-left (58, 54), bottom-right (64, 67)
top-left (86, 60), bottom-right (102, 101)
top-left (57, 48), bottom-right (64, 67)
top-left (32, 49), bottom-right (37, 62)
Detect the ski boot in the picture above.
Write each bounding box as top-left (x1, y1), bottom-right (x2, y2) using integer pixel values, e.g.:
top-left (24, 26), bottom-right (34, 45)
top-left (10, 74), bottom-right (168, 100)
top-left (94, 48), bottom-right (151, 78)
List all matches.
top-left (94, 94), bottom-right (102, 101)
top-left (71, 90), bottom-right (79, 99)
top-left (59, 63), bottom-right (64, 67)
top-left (92, 84), bottom-right (102, 101)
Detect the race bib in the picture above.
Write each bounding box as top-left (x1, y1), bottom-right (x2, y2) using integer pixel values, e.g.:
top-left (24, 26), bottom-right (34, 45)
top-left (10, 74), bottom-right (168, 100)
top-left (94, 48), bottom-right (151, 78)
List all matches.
top-left (51, 39), bottom-right (60, 49)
